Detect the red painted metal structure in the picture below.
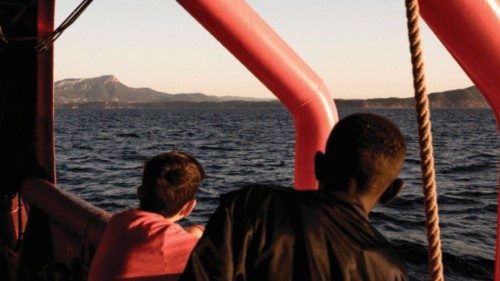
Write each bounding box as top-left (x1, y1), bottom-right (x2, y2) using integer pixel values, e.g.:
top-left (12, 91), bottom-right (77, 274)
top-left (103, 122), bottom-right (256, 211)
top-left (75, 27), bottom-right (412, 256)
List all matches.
top-left (419, 0), bottom-right (500, 116)
top-left (417, 0), bottom-right (500, 278)
top-left (14, 0), bottom-right (338, 278)
top-left (21, 179), bottom-right (110, 245)
top-left (36, 0), bottom-right (56, 182)
top-left (34, 0), bottom-right (108, 241)
top-left (6, 0), bottom-right (498, 279)
top-left (177, 0), bottom-right (338, 190)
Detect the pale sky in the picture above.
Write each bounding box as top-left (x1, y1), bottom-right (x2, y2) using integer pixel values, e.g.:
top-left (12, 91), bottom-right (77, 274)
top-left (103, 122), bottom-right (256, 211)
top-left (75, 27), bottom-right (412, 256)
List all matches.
top-left (54, 0), bottom-right (474, 99)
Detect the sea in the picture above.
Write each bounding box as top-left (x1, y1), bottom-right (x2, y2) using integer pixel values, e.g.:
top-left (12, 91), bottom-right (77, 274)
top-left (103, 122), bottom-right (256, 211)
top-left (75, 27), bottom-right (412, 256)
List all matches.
top-left (55, 105), bottom-right (498, 281)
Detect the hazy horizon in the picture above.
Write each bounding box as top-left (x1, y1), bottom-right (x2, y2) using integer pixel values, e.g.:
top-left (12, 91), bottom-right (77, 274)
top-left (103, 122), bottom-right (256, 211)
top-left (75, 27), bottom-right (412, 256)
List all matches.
top-left (54, 1), bottom-right (475, 100)
top-left (54, 74), bottom-right (475, 101)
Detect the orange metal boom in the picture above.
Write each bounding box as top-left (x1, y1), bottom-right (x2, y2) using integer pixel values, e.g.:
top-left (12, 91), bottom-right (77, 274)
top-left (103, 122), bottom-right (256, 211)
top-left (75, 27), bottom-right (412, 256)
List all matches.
top-left (419, 0), bottom-right (500, 279)
top-left (177, 0), bottom-right (338, 190)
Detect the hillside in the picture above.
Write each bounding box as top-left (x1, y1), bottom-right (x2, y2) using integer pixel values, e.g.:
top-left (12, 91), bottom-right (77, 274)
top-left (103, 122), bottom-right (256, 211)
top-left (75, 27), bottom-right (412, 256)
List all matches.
top-left (55, 75), bottom-right (265, 105)
top-left (55, 76), bottom-right (486, 109)
top-left (335, 86), bottom-right (487, 109)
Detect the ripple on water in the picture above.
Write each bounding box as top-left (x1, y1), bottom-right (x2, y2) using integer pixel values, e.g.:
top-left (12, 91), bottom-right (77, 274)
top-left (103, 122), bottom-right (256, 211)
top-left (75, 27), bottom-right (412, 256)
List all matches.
top-left (55, 107), bottom-right (498, 280)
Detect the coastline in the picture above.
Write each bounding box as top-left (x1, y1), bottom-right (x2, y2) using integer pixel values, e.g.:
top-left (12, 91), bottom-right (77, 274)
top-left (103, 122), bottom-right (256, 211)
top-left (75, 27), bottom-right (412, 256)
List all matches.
top-left (55, 99), bottom-right (491, 110)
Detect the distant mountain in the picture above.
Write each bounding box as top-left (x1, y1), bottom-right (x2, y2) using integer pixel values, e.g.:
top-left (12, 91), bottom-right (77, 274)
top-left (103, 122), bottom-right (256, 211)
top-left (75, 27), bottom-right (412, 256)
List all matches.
top-left (335, 86), bottom-right (488, 109)
top-left (427, 86), bottom-right (487, 108)
top-left (55, 76), bottom-right (486, 109)
top-left (54, 75), bottom-right (265, 105)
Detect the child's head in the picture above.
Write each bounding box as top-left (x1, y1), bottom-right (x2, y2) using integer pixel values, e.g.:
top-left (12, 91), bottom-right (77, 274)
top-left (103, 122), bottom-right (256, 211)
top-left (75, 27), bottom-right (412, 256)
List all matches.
top-left (139, 151), bottom-right (204, 219)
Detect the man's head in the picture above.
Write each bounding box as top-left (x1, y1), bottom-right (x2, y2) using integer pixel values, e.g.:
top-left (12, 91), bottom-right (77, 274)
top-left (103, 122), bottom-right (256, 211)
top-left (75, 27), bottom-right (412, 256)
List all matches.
top-left (315, 113), bottom-right (406, 212)
top-left (138, 151), bottom-right (204, 219)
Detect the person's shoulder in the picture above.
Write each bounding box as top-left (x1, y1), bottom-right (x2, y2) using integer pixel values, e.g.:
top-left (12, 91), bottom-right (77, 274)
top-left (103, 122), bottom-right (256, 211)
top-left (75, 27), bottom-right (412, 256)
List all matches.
top-left (110, 209), bottom-right (147, 221)
top-left (108, 209), bottom-right (165, 230)
top-left (108, 209), bottom-right (134, 223)
top-left (221, 184), bottom-right (293, 205)
top-left (361, 242), bottom-right (409, 280)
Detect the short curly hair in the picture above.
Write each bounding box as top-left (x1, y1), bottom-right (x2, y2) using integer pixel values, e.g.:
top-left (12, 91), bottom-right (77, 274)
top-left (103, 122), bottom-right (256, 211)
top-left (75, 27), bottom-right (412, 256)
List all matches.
top-left (139, 151), bottom-right (204, 217)
top-left (324, 113), bottom-right (406, 191)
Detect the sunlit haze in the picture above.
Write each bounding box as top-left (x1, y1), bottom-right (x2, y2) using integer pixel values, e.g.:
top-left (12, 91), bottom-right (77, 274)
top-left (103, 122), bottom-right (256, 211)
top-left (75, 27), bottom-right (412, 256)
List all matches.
top-left (54, 0), bottom-right (473, 99)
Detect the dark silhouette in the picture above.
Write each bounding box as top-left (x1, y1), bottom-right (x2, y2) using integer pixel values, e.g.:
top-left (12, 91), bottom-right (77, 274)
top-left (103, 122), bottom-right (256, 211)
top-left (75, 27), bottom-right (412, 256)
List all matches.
top-left (180, 113), bottom-right (408, 281)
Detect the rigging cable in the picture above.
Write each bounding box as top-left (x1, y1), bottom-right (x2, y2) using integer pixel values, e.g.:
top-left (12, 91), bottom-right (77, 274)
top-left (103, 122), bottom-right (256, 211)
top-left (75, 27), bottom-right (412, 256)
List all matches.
top-left (36, 0), bottom-right (93, 52)
top-left (404, 0), bottom-right (445, 280)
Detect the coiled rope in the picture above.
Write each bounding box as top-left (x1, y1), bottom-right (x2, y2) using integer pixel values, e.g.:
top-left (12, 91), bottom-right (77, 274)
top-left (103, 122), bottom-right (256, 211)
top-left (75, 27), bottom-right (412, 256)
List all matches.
top-left (404, 0), bottom-right (444, 280)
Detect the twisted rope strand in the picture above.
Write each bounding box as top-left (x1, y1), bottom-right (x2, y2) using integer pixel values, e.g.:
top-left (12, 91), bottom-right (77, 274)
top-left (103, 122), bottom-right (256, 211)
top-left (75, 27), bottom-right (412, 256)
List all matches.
top-left (404, 0), bottom-right (445, 280)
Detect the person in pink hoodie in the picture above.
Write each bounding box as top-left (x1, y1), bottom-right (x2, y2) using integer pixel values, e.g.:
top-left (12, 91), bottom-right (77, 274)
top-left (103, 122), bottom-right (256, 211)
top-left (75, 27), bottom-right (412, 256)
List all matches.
top-left (88, 151), bottom-right (205, 281)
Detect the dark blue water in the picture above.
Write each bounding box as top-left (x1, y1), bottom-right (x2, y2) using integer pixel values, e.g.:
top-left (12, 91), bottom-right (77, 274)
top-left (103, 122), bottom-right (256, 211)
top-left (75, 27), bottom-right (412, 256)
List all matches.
top-left (55, 105), bottom-right (499, 281)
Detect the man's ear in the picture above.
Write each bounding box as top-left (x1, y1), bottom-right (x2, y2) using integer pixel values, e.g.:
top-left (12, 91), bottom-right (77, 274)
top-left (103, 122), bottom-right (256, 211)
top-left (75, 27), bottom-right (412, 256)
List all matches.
top-left (315, 152), bottom-right (327, 181)
top-left (379, 178), bottom-right (404, 205)
top-left (179, 199), bottom-right (196, 218)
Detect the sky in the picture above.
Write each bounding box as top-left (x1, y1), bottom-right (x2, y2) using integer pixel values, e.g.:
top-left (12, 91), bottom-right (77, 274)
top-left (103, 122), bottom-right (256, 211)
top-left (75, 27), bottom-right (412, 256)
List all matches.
top-left (54, 0), bottom-right (474, 99)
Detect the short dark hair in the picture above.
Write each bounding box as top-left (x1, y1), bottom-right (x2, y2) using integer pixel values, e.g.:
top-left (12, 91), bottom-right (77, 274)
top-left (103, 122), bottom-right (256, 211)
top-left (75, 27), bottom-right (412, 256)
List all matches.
top-left (324, 113), bottom-right (406, 192)
top-left (139, 151), bottom-right (204, 217)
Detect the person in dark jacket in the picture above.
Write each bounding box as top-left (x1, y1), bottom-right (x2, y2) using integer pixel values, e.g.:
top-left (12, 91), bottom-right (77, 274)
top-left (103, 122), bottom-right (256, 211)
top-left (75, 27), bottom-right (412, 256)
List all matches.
top-left (180, 113), bottom-right (408, 281)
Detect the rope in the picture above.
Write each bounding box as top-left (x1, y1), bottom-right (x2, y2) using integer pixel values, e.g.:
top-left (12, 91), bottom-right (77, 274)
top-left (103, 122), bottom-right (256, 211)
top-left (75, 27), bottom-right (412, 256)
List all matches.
top-left (404, 0), bottom-right (444, 280)
top-left (35, 0), bottom-right (93, 52)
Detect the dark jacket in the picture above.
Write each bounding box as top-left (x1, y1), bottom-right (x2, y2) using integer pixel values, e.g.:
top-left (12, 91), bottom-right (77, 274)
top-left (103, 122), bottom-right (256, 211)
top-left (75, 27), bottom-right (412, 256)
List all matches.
top-left (180, 185), bottom-right (408, 281)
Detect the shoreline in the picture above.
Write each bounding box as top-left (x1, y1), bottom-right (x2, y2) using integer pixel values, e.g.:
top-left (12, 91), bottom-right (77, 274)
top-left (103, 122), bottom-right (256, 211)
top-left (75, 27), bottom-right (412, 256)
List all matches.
top-left (55, 100), bottom-right (491, 110)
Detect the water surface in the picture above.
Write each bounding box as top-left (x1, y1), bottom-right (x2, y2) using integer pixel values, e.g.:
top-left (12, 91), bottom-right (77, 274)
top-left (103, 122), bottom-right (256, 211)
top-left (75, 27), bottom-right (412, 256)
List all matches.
top-left (55, 106), bottom-right (499, 280)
